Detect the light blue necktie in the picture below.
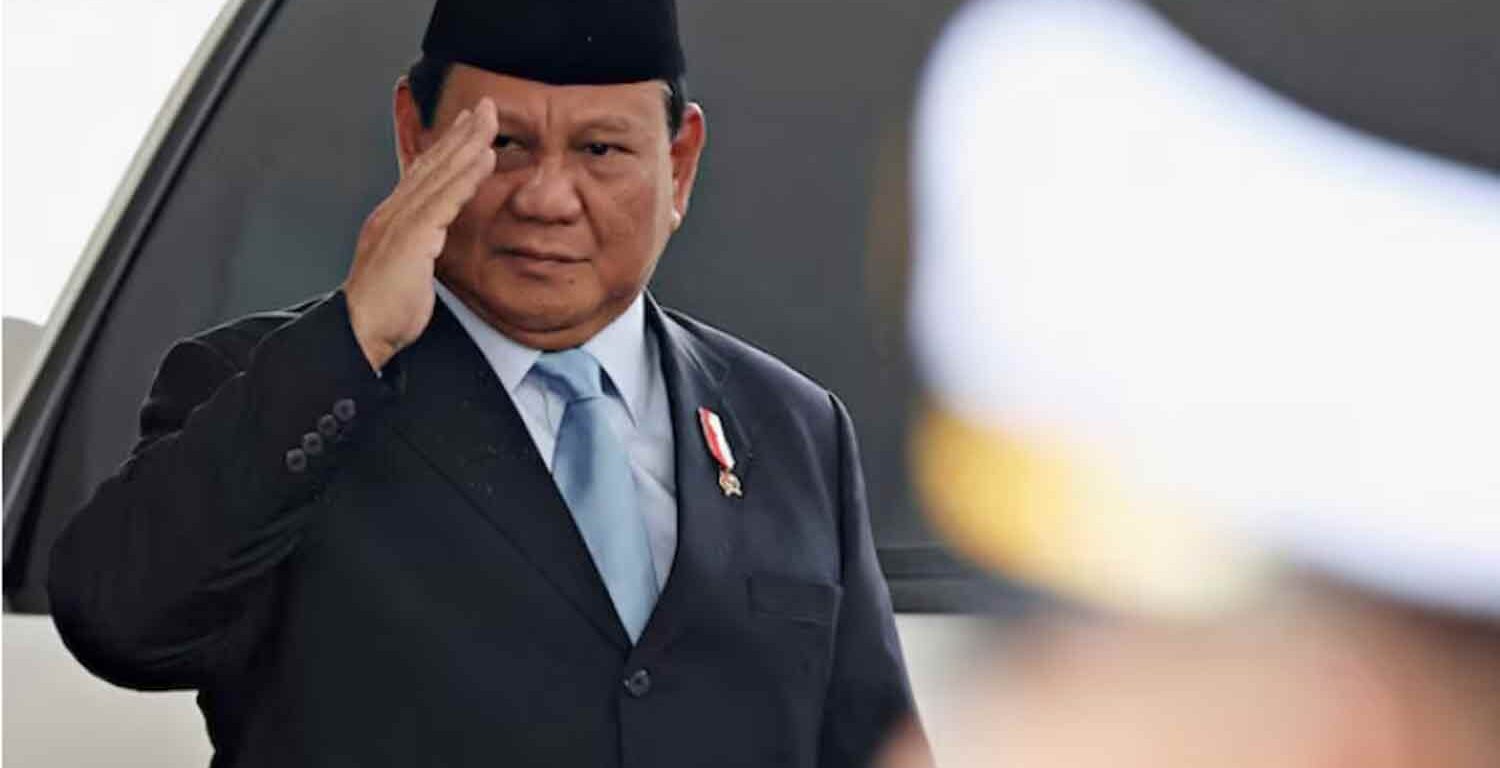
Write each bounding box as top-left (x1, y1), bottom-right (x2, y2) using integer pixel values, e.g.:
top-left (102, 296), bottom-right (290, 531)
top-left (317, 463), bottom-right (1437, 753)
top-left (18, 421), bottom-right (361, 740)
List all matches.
top-left (531, 349), bottom-right (659, 643)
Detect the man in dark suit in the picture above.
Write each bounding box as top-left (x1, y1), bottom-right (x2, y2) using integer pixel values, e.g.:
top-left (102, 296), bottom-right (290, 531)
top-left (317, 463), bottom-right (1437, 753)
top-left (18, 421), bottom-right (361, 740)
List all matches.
top-left (46, 0), bottom-right (920, 765)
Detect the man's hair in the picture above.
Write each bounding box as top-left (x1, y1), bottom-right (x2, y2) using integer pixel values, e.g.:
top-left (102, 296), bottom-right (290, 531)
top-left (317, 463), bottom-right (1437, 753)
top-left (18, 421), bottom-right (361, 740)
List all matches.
top-left (406, 56), bottom-right (687, 137)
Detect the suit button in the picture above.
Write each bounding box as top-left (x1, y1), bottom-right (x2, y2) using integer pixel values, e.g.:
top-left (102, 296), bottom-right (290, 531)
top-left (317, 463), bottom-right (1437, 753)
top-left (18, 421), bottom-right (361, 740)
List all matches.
top-left (285, 448), bottom-right (308, 473)
top-left (333, 398), bottom-right (357, 422)
top-left (623, 668), bottom-right (652, 698)
top-left (301, 432), bottom-right (324, 456)
top-left (317, 414), bottom-right (340, 438)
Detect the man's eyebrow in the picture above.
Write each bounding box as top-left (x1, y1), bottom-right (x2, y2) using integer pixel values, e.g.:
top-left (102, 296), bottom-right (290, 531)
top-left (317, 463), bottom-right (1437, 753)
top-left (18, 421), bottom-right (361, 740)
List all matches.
top-left (491, 106), bottom-right (535, 128)
top-left (574, 115), bottom-right (642, 133)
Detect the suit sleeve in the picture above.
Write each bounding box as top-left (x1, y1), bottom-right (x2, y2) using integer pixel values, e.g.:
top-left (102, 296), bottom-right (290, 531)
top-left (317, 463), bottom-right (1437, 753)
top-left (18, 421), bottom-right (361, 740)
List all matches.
top-left (48, 292), bottom-right (392, 691)
top-left (819, 393), bottom-right (928, 767)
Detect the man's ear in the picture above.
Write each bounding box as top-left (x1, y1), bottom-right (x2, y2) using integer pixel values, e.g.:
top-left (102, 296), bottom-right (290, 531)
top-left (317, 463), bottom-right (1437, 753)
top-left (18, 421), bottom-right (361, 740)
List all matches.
top-left (669, 103), bottom-right (707, 230)
top-left (393, 76), bottom-right (428, 177)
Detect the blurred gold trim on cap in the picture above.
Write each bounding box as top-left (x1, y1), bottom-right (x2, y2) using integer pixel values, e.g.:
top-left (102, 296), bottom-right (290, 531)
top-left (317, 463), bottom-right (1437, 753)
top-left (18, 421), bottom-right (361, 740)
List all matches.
top-left (914, 403), bottom-right (1273, 616)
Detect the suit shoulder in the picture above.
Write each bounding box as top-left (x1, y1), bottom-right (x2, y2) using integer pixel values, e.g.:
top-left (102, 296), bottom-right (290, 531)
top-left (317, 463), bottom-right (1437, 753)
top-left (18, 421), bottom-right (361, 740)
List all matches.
top-left (660, 307), bottom-right (835, 414)
top-left (187, 294), bottom-right (329, 370)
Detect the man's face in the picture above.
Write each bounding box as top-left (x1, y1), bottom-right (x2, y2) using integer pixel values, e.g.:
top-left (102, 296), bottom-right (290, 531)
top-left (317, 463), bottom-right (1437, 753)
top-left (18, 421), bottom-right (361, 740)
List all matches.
top-left (396, 64), bottom-right (705, 350)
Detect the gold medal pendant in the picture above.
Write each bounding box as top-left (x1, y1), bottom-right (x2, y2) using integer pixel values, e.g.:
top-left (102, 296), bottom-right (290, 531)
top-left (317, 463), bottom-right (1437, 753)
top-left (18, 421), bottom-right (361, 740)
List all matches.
top-left (718, 468), bottom-right (743, 498)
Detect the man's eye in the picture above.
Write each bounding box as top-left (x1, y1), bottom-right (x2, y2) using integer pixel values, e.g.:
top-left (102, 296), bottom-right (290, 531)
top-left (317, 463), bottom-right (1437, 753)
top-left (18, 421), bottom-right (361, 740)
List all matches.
top-left (492, 135), bottom-right (518, 150)
top-left (585, 143), bottom-right (617, 157)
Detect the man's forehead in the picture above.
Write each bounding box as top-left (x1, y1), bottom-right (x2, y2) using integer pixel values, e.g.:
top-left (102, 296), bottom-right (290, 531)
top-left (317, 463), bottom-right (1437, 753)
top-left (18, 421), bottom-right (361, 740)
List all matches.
top-left (441, 66), bottom-right (667, 129)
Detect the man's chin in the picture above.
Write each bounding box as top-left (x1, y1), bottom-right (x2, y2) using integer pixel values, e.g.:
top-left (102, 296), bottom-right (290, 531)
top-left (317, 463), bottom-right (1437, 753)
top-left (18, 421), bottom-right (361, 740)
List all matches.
top-left (452, 278), bottom-right (585, 327)
top-left (488, 300), bottom-right (608, 349)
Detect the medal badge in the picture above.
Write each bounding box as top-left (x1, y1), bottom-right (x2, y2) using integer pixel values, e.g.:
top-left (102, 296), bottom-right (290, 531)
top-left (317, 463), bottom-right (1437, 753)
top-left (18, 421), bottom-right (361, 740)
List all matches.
top-left (697, 407), bottom-right (743, 498)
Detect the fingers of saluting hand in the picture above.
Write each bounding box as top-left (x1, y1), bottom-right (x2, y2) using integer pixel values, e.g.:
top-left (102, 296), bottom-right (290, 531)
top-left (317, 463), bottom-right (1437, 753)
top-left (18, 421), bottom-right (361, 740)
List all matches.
top-left (402, 97), bottom-right (491, 182)
top-left (399, 99), bottom-right (499, 224)
top-left (410, 108), bottom-right (499, 240)
top-left (366, 105), bottom-right (478, 234)
top-left (402, 107), bottom-right (471, 180)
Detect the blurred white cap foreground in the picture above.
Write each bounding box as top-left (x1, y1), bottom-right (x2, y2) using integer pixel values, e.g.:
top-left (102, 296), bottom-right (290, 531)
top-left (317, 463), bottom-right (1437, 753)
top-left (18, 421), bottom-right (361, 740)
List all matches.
top-left (910, 0), bottom-right (1500, 618)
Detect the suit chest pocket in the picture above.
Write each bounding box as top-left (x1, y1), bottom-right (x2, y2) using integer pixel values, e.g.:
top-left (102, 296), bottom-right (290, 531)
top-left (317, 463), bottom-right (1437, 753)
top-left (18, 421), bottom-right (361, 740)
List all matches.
top-left (745, 572), bottom-right (843, 713)
top-left (748, 572), bottom-right (842, 627)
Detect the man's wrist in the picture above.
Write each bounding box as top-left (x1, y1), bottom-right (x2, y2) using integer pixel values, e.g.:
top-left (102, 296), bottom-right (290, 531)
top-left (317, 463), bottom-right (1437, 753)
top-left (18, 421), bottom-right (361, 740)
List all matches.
top-left (356, 336), bottom-right (395, 375)
top-left (343, 291), bottom-right (395, 373)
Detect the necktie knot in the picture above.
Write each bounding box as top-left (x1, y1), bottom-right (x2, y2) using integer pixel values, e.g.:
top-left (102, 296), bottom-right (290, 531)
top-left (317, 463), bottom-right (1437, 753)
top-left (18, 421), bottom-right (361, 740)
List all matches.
top-left (532, 348), bottom-right (606, 404)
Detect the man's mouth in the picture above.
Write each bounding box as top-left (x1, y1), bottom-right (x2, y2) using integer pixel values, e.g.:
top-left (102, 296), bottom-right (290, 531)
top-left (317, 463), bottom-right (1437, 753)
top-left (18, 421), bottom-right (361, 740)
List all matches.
top-left (498, 246), bottom-right (585, 264)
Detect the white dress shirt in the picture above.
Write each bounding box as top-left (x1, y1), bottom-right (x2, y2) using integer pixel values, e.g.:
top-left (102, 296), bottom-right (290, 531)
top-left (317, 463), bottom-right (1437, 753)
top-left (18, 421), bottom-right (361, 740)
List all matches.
top-left (434, 281), bottom-right (678, 589)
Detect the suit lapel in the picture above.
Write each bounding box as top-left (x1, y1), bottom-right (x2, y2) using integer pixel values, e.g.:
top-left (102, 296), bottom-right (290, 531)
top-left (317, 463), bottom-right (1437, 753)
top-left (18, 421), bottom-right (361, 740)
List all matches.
top-left (385, 302), bottom-right (629, 649)
top-left (635, 296), bottom-right (754, 657)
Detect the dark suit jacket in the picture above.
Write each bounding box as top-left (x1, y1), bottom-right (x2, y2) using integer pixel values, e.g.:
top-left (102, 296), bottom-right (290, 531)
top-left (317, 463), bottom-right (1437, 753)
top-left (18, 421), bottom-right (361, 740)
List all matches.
top-left (48, 291), bottom-right (916, 768)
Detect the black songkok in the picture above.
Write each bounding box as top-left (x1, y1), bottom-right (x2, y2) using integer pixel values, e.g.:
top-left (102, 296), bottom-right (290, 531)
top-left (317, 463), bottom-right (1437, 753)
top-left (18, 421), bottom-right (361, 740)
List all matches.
top-left (421, 0), bottom-right (686, 85)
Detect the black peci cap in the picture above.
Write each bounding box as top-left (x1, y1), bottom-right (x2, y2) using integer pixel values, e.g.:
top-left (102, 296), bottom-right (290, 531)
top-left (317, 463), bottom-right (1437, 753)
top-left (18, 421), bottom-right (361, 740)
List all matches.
top-left (420, 0), bottom-right (685, 85)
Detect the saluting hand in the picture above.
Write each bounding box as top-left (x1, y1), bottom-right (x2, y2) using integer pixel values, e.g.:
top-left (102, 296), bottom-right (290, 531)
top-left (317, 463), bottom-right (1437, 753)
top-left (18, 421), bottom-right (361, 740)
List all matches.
top-left (343, 97), bottom-right (499, 372)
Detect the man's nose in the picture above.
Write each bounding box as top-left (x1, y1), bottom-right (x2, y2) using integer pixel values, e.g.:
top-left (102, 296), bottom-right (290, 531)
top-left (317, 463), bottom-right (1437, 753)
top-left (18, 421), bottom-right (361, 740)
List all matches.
top-left (509, 157), bottom-right (584, 224)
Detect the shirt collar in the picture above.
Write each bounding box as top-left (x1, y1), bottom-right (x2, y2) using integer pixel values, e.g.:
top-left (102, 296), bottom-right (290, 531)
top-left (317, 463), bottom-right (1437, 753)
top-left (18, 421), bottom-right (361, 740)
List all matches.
top-left (580, 292), bottom-right (651, 425)
top-left (434, 280), bottom-right (652, 424)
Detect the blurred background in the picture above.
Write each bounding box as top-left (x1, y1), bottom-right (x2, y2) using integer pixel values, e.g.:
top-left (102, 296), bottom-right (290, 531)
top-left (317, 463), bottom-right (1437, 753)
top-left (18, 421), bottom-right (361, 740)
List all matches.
top-left (5, 0), bottom-right (1498, 764)
top-left (899, 0), bottom-right (1499, 763)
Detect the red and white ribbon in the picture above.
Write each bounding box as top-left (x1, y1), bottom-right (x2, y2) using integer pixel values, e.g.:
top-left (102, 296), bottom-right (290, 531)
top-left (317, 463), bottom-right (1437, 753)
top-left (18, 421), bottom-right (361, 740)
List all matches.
top-left (698, 407), bottom-right (736, 471)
